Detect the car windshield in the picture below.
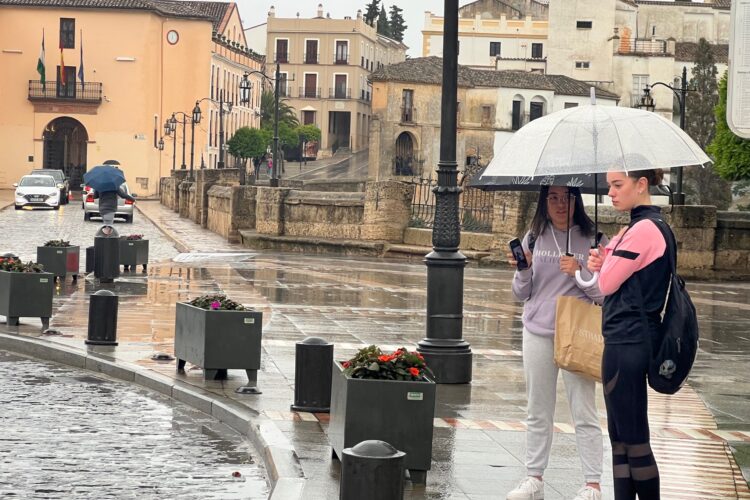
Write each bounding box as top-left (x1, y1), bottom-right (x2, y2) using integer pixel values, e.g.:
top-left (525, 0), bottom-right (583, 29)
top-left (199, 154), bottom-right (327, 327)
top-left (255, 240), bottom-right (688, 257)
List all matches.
top-left (31, 170), bottom-right (63, 181)
top-left (19, 176), bottom-right (56, 187)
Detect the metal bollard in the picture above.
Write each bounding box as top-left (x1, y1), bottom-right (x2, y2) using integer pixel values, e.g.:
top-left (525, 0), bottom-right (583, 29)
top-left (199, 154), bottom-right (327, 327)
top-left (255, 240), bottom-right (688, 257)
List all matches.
top-left (85, 246), bottom-right (95, 273)
top-left (85, 290), bottom-right (119, 346)
top-left (291, 337), bottom-right (333, 412)
top-left (340, 440), bottom-right (405, 500)
top-left (94, 226), bottom-right (120, 283)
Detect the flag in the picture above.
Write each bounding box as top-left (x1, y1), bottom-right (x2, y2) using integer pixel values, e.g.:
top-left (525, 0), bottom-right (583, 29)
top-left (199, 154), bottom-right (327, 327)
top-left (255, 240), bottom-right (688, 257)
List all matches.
top-left (77, 30), bottom-right (84, 89)
top-left (36, 30), bottom-right (45, 86)
top-left (59, 40), bottom-right (66, 86)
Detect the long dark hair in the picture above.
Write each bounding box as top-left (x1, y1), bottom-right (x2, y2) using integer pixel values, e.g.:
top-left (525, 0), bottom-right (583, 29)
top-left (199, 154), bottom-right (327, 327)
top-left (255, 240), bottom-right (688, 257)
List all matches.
top-left (529, 186), bottom-right (594, 239)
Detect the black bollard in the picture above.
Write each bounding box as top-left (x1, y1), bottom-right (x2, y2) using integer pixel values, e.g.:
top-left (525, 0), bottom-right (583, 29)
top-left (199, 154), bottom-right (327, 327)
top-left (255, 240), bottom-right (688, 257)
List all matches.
top-left (94, 226), bottom-right (120, 283)
top-left (85, 289), bottom-right (119, 346)
top-left (291, 337), bottom-right (333, 413)
top-left (85, 246), bottom-right (95, 273)
top-left (340, 440), bottom-right (405, 500)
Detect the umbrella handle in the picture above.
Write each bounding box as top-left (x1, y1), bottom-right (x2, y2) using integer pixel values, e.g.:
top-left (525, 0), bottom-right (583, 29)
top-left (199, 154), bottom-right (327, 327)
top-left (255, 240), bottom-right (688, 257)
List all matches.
top-left (575, 270), bottom-right (599, 288)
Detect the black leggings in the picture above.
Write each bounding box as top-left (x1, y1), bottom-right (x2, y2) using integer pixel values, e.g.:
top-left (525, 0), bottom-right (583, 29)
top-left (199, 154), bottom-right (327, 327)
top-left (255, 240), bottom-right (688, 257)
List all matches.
top-left (602, 342), bottom-right (660, 500)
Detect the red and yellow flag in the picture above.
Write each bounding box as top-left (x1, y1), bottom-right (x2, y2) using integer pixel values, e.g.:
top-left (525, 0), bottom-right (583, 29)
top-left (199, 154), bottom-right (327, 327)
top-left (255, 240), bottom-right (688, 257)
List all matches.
top-left (59, 41), bottom-right (66, 86)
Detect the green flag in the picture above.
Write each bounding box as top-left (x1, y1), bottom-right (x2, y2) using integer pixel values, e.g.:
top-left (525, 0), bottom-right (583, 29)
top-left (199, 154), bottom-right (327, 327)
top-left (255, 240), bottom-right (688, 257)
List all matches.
top-left (36, 30), bottom-right (45, 85)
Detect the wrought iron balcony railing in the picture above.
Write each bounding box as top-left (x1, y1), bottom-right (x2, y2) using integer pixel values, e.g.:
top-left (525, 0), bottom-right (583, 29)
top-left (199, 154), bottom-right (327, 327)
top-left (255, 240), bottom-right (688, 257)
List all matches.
top-left (329, 87), bottom-right (351, 99)
top-left (28, 80), bottom-right (102, 103)
top-left (299, 86), bottom-right (321, 98)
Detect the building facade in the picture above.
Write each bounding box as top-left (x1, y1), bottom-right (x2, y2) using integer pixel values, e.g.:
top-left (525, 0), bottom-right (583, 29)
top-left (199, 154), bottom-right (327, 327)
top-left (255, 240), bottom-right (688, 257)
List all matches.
top-left (0, 0), bottom-right (263, 194)
top-left (266, 4), bottom-right (407, 157)
top-left (368, 57), bottom-right (618, 182)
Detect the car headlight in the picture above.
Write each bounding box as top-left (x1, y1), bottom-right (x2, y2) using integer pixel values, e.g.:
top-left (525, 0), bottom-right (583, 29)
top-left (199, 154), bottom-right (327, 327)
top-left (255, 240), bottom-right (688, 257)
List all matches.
top-left (49, 191), bottom-right (59, 197)
top-left (16, 191), bottom-right (24, 197)
top-left (57, 183), bottom-right (64, 189)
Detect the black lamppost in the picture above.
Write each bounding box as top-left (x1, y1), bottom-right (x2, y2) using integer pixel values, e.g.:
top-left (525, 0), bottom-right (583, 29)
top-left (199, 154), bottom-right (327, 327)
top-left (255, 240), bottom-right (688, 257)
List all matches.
top-left (240, 63), bottom-right (286, 187)
top-left (190, 102), bottom-right (201, 179)
top-left (157, 137), bottom-right (164, 151)
top-left (217, 89), bottom-right (233, 169)
top-left (416, 0), bottom-right (472, 384)
top-left (638, 66), bottom-right (692, 205)
top-left (165, 118), bottom-right (177, 171)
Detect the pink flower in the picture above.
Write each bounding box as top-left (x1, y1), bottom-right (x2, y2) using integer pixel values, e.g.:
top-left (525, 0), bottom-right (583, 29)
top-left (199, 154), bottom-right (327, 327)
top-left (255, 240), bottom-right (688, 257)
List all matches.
top-left (210, 300), bottom-right (221, 310)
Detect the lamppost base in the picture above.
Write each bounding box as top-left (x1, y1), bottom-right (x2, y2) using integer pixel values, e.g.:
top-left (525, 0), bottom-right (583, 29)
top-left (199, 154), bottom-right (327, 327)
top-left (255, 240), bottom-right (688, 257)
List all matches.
top-left (269, 178), bottom-right (280, 187)
top-left (217, 161), bottom-right (224, 169)
top-left (417, 341), bottom-right (473, 384)
top-left (672, 192), bottom-right (686, 205)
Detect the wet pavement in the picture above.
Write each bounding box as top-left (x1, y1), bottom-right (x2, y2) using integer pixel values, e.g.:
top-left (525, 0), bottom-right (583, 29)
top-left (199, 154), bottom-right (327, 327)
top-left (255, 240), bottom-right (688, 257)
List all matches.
top-left (288, 150), bottom-right (368, 181)
top-left (0, 350), bottom-right (268, 499)
top-left (1, 200), bottom-right (750, 499)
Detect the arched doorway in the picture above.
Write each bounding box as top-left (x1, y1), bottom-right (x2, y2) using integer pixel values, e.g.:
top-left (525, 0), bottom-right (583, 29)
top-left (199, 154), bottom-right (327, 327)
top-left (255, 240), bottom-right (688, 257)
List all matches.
top-left (43, 117), bottom-right (88, 189)
top-left (394, 132), bottom-right (415, 176)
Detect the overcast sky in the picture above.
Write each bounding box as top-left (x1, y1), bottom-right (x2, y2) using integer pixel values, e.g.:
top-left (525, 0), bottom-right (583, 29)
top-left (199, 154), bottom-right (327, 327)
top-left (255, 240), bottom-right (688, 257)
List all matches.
top-left (236, 0), bottom-right (474, 57)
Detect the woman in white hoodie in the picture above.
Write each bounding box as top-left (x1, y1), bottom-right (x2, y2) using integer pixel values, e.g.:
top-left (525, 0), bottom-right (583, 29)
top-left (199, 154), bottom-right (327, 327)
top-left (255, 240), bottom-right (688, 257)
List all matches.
top-left (506, 185), bottom-right (607, 500)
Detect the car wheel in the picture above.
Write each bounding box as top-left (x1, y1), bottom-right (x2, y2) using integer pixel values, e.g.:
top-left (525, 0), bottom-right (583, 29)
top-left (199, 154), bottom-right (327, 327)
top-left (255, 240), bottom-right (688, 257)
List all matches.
top-left (84, 212), bottom-right (91, 221)
top-left (14, 204), bottom-right (22, 210)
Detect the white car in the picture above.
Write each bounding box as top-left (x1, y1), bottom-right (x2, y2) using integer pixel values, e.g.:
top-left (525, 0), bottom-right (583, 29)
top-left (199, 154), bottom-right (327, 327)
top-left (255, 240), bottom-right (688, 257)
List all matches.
top-left (14, 175), bottom-right (61, 210)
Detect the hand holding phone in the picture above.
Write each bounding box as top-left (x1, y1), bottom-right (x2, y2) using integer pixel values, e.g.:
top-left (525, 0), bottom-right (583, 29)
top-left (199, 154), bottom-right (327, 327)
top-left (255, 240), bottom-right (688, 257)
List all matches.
top-left (508, 238), bottom-right (530, 270)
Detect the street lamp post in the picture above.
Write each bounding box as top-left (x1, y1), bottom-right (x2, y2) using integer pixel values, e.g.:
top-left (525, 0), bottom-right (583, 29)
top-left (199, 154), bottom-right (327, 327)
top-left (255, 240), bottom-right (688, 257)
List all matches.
top-left (190, 103), bottom-right (201, 180)
top-left (416, 0), bottom-right (472, 384)
top-left (638, 66), bottom-right (691, 205)
top-left (166, 117), bottom-right (177, 171)
top-left (217, 89), bottom-right (233, 169)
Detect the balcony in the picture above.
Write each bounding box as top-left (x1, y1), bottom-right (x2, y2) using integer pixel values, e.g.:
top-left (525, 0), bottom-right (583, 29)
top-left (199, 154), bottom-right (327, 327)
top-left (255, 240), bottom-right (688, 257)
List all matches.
top-left (299, 86), bottom-right (321, 98)
top-left (329, 87), bottom-right (351, 99)
top-left (304, 52), bottom-right (319, 64)
top-left (401, 106), bottom-right (416, 124)
top-left (334, 55), bottom-right (349, 65)
top-left (274, 51), bottom-right (288, 63)
top-left (360, 89), bottom-right (371, 102)
top-left (279, 85), bottom-right (290, 98)
top-left (28, 80), bottom-right (102, 103)
top-left (616, 39), bottom-right (671, 56)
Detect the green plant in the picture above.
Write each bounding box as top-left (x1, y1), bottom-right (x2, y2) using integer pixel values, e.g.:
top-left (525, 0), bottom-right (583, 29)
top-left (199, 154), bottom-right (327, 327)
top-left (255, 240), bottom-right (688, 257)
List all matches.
top-left (125, 234), bottom-right (144, 241)
top-left (708, 72), bottom-right (750, 181)
top-left (43, 239), bottom-right (71, 247)
top-left (188, 294), bottom-right (245, 311)
top-left (342, 345), bottom-right (433, 381)
top-left (0, 256), bottom-right (45, 273)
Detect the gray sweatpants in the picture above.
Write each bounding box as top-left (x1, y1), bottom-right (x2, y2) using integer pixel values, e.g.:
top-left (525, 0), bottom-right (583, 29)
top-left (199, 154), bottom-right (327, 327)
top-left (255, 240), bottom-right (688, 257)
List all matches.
top-left (522, 327), bottom-right (603, 483)
top-left (101, 212), bottom-right (115, 226)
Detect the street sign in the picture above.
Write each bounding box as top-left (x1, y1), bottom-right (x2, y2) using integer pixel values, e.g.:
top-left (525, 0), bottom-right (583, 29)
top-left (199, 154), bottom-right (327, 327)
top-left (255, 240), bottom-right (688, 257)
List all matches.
top-left (728, 0), bottom-right (750, 138)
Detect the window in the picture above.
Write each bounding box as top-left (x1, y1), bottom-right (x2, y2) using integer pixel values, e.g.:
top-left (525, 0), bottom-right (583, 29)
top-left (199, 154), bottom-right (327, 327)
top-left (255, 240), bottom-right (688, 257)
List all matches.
top-left (531, 43), bottom-right (543, 59)
top-left (529, 102), bottom-right (544, 121)
top-left (279, 73), bottom-right (288, 97)
top-left (401, 89), bottom-right (414, 122)
top-left (275, 39), bottom-right (288, 63)
top-left (512, 100), bottom-right (522, 130)
top-left (60, 18), bottom-right (75, 49)
top-left (305, 40), bottom-right (318, 64)
top-left (632, 74), bottom-right (650, 106)
top-left (334, 74), bottom-right (348, 98)
top-left (481, 105), bottom-right (492, 125)
top-left (489, 41), bottom-right (501, 57)
top-left (575, 61), bottom-right (590, 69)
top-left (304, 74), bottom-right (318, 98)
top-left (576, 20), bottom-right (593, 29)
top-left (335, 41), bottom-right (349, 64)
top-left (302, 110), bottom-right (316, 125)
top-left (56, 66), bottom-right (76, 98)
top-left (564, 102), bottom-right (579, 109)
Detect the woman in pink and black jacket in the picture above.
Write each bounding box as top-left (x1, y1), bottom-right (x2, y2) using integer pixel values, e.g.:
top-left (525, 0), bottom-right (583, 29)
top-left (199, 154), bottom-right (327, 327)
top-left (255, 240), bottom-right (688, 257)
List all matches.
top-left (587, 168), bottom-right (671, 500)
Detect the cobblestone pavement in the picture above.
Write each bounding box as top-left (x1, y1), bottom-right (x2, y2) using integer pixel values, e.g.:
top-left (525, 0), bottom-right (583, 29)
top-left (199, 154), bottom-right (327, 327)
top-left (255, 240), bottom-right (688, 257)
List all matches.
top-left (2, 200), bottom-right (750, 499)
top-left (0, 350), bottom-right (268, 499)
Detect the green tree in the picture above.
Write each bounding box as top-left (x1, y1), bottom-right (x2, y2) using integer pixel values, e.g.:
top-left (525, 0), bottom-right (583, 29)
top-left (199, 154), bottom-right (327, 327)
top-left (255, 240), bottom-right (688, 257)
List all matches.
top-left (681, 39), bottom-right (731, 209)
top-left (363, 0), bottom-right (380, 26)
top-left (227, 127), bottom-right (271, 164)
top-left (296, 124), bottom-right (321, 144)
top-left (260, 90), bottom-right (299, 130)
top-left (708, 72), bottom-right (750, 181)
top-left (377, 5), bottom-right (390, 37)
top-left (387, 5), bottom-right (407, 42)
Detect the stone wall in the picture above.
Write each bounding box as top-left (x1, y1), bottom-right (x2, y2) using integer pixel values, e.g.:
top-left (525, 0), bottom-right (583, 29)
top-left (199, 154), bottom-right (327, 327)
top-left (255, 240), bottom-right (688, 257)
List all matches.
top-left (206, 186), bottom-right (233, 241)
top-left (362, 181), bottom-right (414, 241)
top-left (159, 170), bottom-right (187, 211)
top-left (715, 211), bottom-right (750, 274)
top-left (283, 191), bottom-right (365, 240)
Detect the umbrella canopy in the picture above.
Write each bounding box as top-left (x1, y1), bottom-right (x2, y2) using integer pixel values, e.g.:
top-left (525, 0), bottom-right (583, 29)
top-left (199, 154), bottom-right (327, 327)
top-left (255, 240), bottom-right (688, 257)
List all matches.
top-left (83, 165), bottom-right (126, 192)
top-left (479, 99), bottom-right (711, 180)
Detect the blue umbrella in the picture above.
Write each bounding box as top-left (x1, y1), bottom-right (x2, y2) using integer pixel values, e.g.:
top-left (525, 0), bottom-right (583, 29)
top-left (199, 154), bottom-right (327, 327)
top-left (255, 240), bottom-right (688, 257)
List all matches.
top-left (83, 165), bottom-right (126, 192)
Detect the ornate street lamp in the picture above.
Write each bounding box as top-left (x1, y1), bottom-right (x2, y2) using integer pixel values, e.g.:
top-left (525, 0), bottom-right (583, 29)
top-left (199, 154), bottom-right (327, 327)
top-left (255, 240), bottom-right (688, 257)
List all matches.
top-left (240, 73), bottom-right (251, 105)
top-left (416, 0), bottom-right (473, 384)
top-left (157, 137), bottom-right (165, 151)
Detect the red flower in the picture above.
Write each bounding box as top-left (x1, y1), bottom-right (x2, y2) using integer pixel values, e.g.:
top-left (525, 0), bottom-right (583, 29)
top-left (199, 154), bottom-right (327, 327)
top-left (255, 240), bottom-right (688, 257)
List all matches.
top-left (342, 361), bottom-right (351, 368)
top-left (378, 355), bottom-right (391, 362)
top-left (409, 367), bottom-right (420, 377)
top-left (417, 354), bottom-right (425, 361)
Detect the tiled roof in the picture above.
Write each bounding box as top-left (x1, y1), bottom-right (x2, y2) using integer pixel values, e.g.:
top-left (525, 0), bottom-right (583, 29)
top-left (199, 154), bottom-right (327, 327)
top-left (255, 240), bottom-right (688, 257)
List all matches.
top-left (635, 0), bottom-right (730, 9)
top-left (0, 0), bottom-right (231, 28)
top-left (371, 57), bottom-right (619, 100)
top-left (675, 41), bottom-right (729, 63)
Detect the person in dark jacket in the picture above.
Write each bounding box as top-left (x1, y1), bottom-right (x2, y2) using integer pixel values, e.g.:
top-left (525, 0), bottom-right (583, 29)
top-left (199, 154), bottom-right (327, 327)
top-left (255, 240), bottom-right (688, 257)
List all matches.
top-left (587, 168), bottom-right (669, 500)
top-left (94, 184), bottom-right (136, 232)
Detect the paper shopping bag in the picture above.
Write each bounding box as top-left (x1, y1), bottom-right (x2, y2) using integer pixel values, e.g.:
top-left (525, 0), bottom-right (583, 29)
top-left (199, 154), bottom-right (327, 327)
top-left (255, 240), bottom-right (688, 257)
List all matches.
top-left (554, 295), bottom-right (604, 383)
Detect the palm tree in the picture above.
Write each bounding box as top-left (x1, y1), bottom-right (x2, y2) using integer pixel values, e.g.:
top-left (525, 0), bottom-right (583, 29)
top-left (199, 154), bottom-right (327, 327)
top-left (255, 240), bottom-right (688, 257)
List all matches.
top-left (260, 91), bottom-right (299, 129)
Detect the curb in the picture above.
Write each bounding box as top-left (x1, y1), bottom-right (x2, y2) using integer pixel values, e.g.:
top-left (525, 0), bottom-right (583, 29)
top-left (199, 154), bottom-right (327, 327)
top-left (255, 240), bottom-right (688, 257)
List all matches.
top-left (0, 332), bottom-right (305, 499)
top-left (134, 202), bottom-right (190, 254)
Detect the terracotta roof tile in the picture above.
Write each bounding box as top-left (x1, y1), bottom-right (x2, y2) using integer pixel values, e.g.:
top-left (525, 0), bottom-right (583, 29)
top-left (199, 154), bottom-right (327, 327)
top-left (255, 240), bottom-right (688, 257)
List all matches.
top-left (371, 56), bottom-right (619, 100)
top-left (675, 41), bottom-right (728, 63)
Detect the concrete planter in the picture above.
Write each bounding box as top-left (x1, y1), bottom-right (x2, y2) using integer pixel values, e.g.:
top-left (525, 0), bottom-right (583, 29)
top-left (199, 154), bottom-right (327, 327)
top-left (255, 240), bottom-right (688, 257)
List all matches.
top-left (328, 360), bottom-right (436, 483)
top-left (174, 302), bottom-right (263, 381)
top-left (119, 239), bottom-right (149, 270)
top-left (36, 245), bottom-right (80, 281)
top-left (0, 270), bottom-right (54, 328)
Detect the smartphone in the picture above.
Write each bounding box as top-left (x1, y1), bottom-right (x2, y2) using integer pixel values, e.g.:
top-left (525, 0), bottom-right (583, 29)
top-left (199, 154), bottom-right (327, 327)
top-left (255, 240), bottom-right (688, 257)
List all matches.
top-left (509, 238), bottom-right (529, 270)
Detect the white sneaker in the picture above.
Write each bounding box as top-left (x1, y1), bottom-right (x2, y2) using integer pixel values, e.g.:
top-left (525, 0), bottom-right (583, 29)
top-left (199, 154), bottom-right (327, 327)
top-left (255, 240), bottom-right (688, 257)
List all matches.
top-left (572, 486), bottom-right (602, 500)
top-left (506, 476), bottom-right (544, 500)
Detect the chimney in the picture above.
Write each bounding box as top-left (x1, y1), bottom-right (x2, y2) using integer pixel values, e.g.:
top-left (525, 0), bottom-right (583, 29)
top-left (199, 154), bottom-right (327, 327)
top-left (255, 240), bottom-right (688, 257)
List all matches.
top-left (317, 3), bottom-right (323, 18)
top-left (268, 5), bottom-right (275, 18)
top-left (357, 9), bottom-right (362, 20)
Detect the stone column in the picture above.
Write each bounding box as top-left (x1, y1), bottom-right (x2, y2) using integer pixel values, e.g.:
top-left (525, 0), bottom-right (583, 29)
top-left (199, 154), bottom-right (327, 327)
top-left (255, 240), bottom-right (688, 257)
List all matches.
top-left (361, 181), bottom-right (414, 241)
top-left (255, 187), bottom-right (291, 236)
top-left (667, 205), bottom-right (716, 272)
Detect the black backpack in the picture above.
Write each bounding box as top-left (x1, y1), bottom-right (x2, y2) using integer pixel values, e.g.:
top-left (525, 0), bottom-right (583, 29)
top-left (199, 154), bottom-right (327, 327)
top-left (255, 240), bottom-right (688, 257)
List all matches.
top-left (645, 217), bottom-right (700, 395)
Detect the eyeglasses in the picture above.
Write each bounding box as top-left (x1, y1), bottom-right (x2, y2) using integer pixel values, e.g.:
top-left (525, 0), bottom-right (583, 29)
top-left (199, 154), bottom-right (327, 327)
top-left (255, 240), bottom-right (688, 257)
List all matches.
top-left (546, 193), bottom-right (576, 205)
